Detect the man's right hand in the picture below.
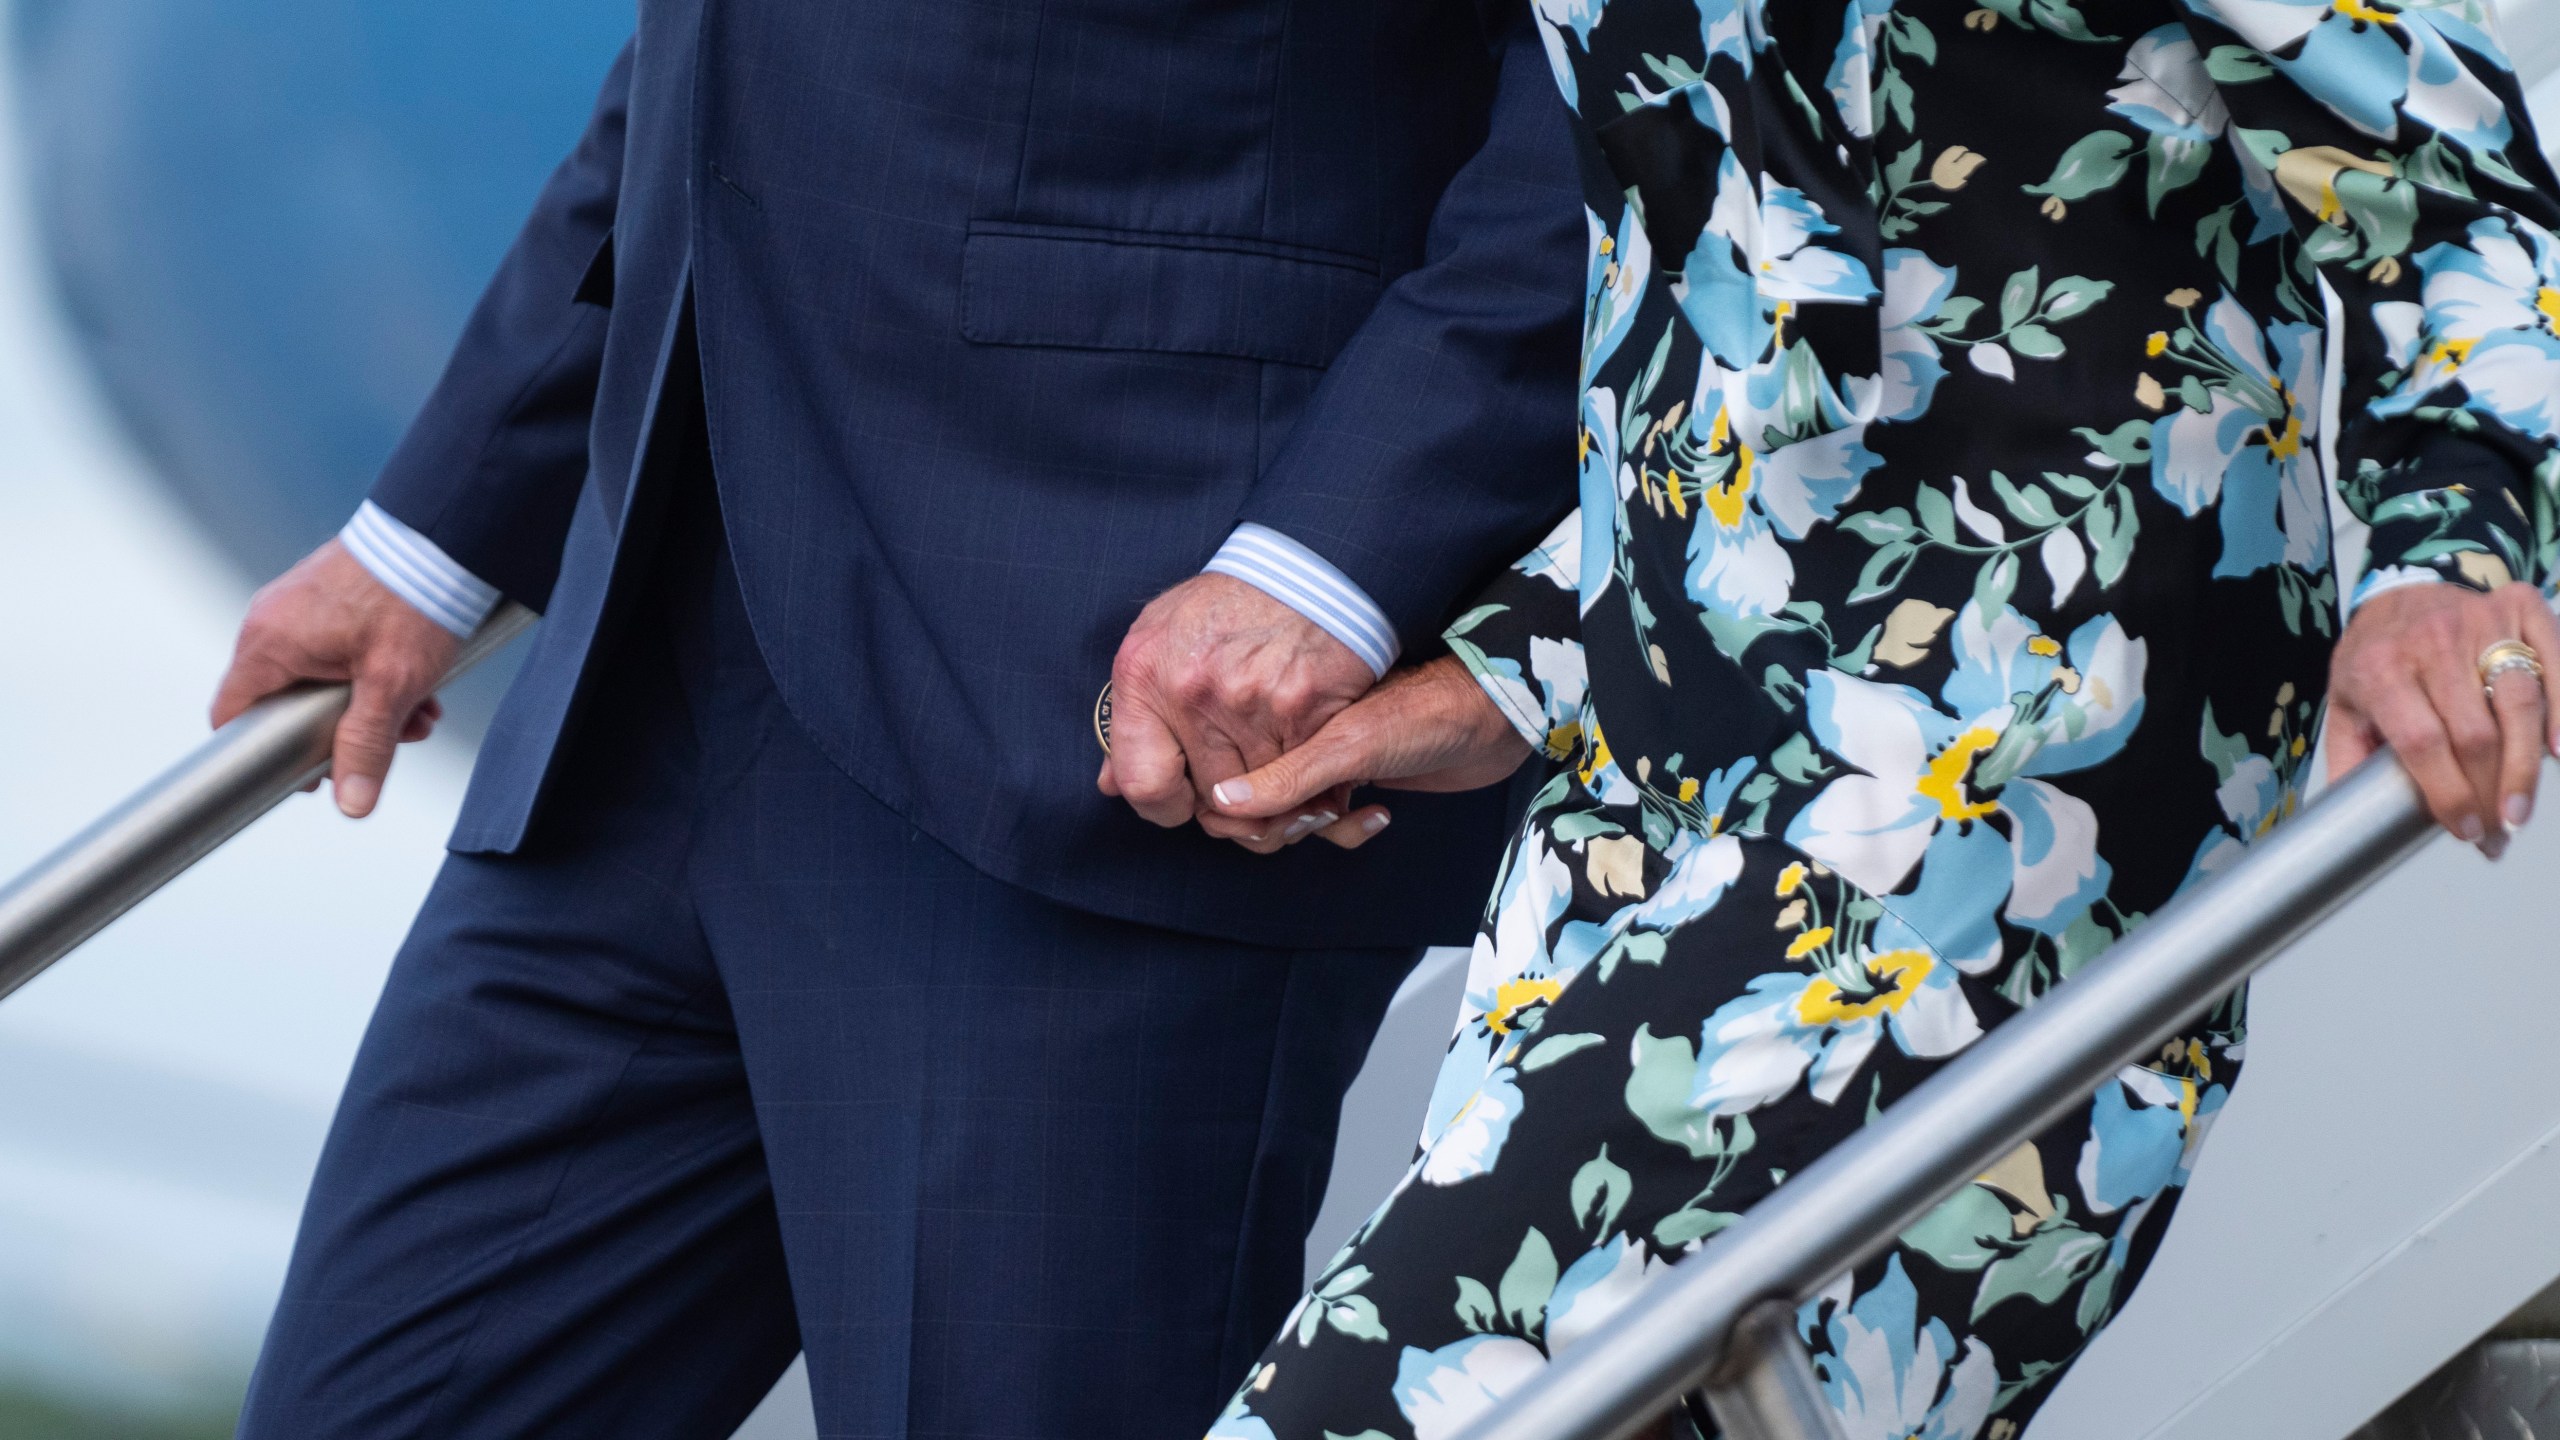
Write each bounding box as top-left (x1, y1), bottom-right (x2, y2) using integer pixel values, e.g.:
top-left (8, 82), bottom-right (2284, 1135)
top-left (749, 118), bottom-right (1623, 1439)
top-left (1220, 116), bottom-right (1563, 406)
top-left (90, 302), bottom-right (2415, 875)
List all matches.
top-left (211, 539), bottom-right (460, 818)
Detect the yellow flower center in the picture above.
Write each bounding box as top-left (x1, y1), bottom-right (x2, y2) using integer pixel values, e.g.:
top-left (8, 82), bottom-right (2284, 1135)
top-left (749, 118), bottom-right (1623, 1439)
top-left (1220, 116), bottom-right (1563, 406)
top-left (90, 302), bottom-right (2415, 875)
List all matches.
top-left (1578, 723), bottom-right (1615, 788)
top-left (1917, 726), bottom-right (2004, 822)
top-left (2026, 635), bottom-right (2062, 658)
top-left (1705, 449), bottom-right (1756, 530)
top-left (1679, 776), bottom-right (1703, 803)
top-left (2428, 336), bottom-right (2475, 370)
top-left (2261, 412), bottom-right (2304, 461)
top-left (1488, 977), bottom-right (1565, 1035)
top-left (1794, 949), bottom-right (1936, 1026)
top-left (2537, 286), bottom-right (2560, 336)
top-left (1785, 926), bottom-right (1835, 960)
top-left (2145, 331), bottom-right (2169, 357)
top-left (1775, 861), bottom-right (1809, 897)
top-left (2331, 0), bottom-right (2397, 23)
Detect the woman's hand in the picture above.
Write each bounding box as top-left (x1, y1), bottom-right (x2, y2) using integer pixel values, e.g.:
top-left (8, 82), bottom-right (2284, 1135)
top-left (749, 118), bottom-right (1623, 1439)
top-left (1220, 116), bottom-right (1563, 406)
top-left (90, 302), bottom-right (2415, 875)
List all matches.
top-left (1203, 655), bottom-right (1535, 854)
top-left (2329, 579), bottom-right (2560, 856)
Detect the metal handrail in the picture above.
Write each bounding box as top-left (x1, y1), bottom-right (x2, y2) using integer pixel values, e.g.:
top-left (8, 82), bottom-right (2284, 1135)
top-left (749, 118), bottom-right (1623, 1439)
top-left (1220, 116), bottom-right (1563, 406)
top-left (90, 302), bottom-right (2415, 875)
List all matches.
top-left (0, 602), bottom-right (535, 1002)
top-left (1453, 753), bottom-right (2447, 1440)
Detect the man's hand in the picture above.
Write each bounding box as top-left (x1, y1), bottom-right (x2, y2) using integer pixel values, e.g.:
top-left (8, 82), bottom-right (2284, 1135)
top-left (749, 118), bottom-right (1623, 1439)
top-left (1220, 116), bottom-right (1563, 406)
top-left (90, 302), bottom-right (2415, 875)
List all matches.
top-left (1099, 573), bottom-right (1375, 843)
top-left (2330, 579), bottom-right (2560, 856)
top-left (211, 539), bottom-right (459, 819)
top-left (1204, 655), bottom-right (1533, 852)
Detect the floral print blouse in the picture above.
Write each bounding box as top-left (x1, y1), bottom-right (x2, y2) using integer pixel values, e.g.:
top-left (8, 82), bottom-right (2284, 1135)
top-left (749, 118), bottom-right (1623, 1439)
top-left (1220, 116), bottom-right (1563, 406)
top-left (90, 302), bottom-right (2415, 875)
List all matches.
top-left (1451, 0), bottom-right (2560, 996)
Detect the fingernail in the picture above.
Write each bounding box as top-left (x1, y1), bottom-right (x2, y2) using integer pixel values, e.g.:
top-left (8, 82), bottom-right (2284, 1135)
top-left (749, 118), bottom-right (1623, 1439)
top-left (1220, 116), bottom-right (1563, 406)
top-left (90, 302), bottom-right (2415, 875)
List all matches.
top-left (2485, 830), bottom-right (2510, 860)
top-left (336, 775), bottom-right (378, 817)
top-left (2509, 794), bottom-right (2533, 828)
top-left (1283, 811), bottom-right (1337, 841)
top-left (2458, 816), bottom-right (2486, 843)
top-left (1362, 813), bottom-right (1391, 835)
top-left (1213, 779), bottom-right (1252, 808)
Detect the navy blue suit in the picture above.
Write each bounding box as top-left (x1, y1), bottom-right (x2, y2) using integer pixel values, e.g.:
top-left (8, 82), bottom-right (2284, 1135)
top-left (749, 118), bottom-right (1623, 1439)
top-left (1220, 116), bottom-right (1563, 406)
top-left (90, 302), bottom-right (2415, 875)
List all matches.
top-left (241, 0), bottom-right (1580, 1434)
top-left (372, 0), bottom-right (1582, 945)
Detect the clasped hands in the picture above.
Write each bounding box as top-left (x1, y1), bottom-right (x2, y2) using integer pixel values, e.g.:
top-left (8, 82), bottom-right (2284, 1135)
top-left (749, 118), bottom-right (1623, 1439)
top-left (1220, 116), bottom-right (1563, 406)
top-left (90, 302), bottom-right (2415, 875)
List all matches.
top-left (1099, 574), bottom-right (1531, 854)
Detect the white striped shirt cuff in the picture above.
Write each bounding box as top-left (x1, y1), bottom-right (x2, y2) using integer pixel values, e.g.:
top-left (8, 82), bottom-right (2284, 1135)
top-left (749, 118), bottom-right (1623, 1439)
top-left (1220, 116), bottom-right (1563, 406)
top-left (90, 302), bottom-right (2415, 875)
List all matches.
top-left (1205, 523), bottom-right (1399, 679)
top-left (339, 500), bottom-right (501, 638)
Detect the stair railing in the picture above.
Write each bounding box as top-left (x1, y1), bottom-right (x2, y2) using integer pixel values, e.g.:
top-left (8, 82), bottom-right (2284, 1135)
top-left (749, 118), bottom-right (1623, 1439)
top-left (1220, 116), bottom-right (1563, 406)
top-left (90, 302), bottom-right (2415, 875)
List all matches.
top-left (1447, 753), bottom-right (2446, 1440)
top-left (0, 603), bottom-right (535, 1001)
top-left (0, 605), bottom-right (2465, 1440)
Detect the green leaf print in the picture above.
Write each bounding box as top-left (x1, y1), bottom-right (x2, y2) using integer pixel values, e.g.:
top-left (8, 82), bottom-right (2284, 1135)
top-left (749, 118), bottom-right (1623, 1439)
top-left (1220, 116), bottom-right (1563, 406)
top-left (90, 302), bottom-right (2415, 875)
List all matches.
top-left (2073, 420), bottom-right (2150, 469)
top-left (1999, 267), bottom-right (2041, 329)
top-left (1595, 930), bottom-right (1669, 982)
top-left (2040, 275), bottom-right (2113, 322)
top-left (1851, 540), bottom-right (1921, 604)
top-left (1522, 1032), bottom-right (1608, 1071)
top-left (1840, 507), bottom-right (1916, 544)
top-left (1318, 1265), bottom-right (1373, 1301)
top-left (2024, 132), bottom-right (2136, 201)
top-left (1770, 732), bottom-right (1833, 784)
top-left (1549, 811), bottom-right (1626, 842)
top-left (1499, 1228), bottom-right (1560, 1337)
top-left (2202, 44), bottom-right (2270, 83)
top-left (1654, 1206), bottom-right (1742, 1248)
top-left (2198, 700), bottom-right (2251, 783)
top-left (1324, 1294), bottom-right (1388, 1342)
top-left (1971, 1221), bottom-right (2110, 1321)
top-left (2145, 133), bottom-right (2214, 215)
top-left (1571, 1147), bottom-right (1635, 1237)
top-left (2086, 486), bottom-right (2139, 588)
top-left (1974, 551), bottom-right (2019, 614)
top-left (1915, 485), bottom-right (1958, 544)
top-left (1990, 472), bottom-right (2062, 527)
top-left (1446, 603), bottom-right (1508, 638)
top-left (1900, 1184), bottom-right (2013, 1273)
top-left (2007, 322), bottom-right (2065, 358)
top-left (1626, 1024), bottom-right (1724, 1158)
top-left (1454, 1275), bottom-right (1499, 1333)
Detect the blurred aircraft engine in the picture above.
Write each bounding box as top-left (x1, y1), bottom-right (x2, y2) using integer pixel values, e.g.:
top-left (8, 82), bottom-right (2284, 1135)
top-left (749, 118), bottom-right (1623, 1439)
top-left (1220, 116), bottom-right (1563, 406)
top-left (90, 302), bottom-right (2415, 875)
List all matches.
top-left (10, 0), bottom-right (630, 586)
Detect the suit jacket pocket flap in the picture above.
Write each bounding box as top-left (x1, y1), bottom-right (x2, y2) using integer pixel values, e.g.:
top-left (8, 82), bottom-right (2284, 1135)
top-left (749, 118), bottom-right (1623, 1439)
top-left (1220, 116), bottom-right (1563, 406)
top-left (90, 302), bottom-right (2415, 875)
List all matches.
top-left (961, 223), bottom-right (1381, 369)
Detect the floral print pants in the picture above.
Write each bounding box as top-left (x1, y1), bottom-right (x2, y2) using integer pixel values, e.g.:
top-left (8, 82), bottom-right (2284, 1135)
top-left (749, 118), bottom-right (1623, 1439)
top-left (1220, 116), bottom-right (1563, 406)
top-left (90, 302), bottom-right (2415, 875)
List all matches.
top-left (1212, 782), bottom-right (2240, 1440)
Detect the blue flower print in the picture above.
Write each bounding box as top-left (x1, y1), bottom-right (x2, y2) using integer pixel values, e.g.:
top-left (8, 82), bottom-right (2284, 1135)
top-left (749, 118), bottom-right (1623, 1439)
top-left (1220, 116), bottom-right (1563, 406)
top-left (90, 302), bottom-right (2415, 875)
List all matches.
top-left (2386, 215), bottom-right (2560, 440)
top-left (1686, 918), bottom-right (1984, 1112)
top-left (2149, 295), bottom-right (2330, 578)
top-left (2106, 26), bottom-right (2229, 144)
top-left (1879, 249), bottom-right (1957, 423)
top-left (2183, 0), bottom-right (2516, 154)
top-left (1786, 603), bottom-right (2147, 944)
top-left (1799, 1256), bottom-right (1999, 1440)
top-left (1677, 154), bottom-right (1878, 370)
top-left (1393, 1334), bottom-right (1549, 1440)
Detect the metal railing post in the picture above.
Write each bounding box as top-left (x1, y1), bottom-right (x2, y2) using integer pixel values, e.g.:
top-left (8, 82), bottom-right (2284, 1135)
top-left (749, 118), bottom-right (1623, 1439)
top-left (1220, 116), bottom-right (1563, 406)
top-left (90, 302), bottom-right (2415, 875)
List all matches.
top-left (1449, 754), bottom-right (2444, 1440)
top-left (0, 602), bottom-right (535, 1001)
top-left (1697, 1301), bottom-right (1845, 1440)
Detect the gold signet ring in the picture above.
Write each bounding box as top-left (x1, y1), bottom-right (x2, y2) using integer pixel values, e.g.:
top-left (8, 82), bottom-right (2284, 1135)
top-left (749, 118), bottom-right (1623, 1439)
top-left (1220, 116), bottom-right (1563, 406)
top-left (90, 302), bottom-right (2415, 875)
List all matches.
top-left (2478, 639), bottom-right (2543, 699)
top-left (1093, 681), bottom-right (1114, 754)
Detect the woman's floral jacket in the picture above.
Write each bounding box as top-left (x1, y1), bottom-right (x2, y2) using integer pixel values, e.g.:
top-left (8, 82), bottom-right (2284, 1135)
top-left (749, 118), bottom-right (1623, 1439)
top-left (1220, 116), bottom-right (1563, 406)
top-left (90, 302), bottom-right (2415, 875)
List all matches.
top-left (1450, 0), bottom-right (2560, 994)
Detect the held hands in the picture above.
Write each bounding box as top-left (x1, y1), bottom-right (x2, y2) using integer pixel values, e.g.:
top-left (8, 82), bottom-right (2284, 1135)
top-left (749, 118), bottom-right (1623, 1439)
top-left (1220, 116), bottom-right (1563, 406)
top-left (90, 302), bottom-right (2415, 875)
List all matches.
top-left (210, 539), bottom-right (458, 818)
top-left (1099, 573), bottom-right (1379, 850)
top-left (1201, 656), bottom-right (1533, 852)
top-left (2329, 579), bottom-right (2560, 857)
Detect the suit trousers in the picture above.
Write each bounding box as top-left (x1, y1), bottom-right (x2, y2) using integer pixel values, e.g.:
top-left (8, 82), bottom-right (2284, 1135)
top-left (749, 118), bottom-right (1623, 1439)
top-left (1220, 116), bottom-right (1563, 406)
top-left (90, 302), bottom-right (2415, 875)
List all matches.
top-left (237, 462), bottom-right (1419, 1439)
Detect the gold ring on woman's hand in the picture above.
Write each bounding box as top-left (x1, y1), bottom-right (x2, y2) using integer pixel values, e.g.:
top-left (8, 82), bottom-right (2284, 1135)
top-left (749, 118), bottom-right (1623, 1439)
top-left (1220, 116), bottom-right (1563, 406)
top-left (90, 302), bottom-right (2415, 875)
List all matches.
top-left (2478, 638), bottom-right (2544, 699)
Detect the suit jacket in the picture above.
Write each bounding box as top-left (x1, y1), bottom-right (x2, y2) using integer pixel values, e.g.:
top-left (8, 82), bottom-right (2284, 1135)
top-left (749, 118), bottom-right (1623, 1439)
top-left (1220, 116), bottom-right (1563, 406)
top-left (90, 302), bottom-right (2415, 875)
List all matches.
top-left (366, 0), bottom-right (1586, 948)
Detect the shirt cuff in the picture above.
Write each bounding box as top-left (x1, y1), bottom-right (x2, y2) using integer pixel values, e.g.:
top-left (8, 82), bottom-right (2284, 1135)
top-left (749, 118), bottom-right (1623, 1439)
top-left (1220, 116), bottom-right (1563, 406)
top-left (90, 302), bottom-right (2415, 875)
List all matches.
top-left (1204, 523), bottom-right (1400, 679)
top-left (339, 500), bottom-right (501, 638)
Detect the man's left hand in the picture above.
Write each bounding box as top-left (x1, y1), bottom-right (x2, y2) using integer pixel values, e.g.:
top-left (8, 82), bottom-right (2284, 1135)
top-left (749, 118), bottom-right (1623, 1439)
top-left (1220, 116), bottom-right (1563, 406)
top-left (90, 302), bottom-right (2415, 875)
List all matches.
top-left (1100, 573), bottom-right (1376, 845)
